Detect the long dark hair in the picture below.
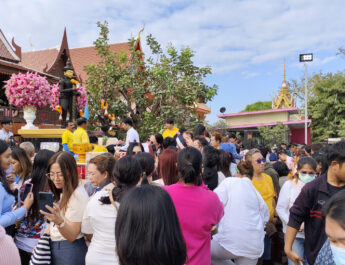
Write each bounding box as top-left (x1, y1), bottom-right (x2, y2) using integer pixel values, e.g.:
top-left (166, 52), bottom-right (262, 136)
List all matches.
top-left (11, 147), bottom-right (32, 183)
top-left (135, 152), bottom-right (155, 185)
top-left (177, 147), bottom-right (202, 186)
top-left (29, 149), bottom-right (55, 219)
top-left (47, 152), bottom-right (79, 212)
top-left (100, 156), bottom-right (141, 204)
top-left (202, 145), bottom-right (219, 190)
top-left (218, 150), bottom-right (231, 177)
top-left (194, 124), bottom-right (206, 137)
top-left (115, 185), bottom-right (187, 265)
top-left (0, 140), bottom-right (11, 194)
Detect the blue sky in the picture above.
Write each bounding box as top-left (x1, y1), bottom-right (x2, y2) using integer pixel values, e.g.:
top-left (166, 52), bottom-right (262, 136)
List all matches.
top-left (1, 0), bottom-right (345, 123)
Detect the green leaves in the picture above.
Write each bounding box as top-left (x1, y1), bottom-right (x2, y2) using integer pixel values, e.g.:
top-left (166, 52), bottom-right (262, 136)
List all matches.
top-left (84, 21), bottom-right (217, 139)
top-left (258, 123), bottom-right (289, 146)
top-left (241, 101), bottom-right (272, 112)
top-left (307, 72), bottom-right (345, 142)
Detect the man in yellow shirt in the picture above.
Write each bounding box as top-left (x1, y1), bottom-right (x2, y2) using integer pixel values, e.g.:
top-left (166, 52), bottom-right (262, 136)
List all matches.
top-left (62, 121), bottom-right (75, 154)
top-left (73, 118), bottom-right (90, 144)
top-left (162, 119), bottom-right (179, 139)
top-left (89, 136), bottom-right (107, 152)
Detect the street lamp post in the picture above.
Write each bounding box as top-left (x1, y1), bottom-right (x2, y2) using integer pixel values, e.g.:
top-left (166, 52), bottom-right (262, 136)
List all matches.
top-left (299, 53), bottom-right (313, 144)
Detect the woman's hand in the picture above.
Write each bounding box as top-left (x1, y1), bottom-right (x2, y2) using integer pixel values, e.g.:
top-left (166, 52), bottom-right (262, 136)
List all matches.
top-left (285, 249), bottom-right (304, 265)
top-left (40, 203), bottom-right (64, 226)
top-left (6, 174), bottom-right (15, 184)
top-left (23, 192), bottom-right (34, 211)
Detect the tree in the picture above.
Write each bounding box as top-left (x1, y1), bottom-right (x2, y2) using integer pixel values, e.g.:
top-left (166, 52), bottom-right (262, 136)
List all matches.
top-left (258, 123), bottom-right (289, 146)
top-left (307, 72), bottom-right (345, 142)
top-left (205, 119), bottom-right (227, 135)
top-left (241, 101), bottom-right (272, 112)
top-left (85, 21), bottom-right (217, 139)
top-left (290, 71), bottom-right (345, 142)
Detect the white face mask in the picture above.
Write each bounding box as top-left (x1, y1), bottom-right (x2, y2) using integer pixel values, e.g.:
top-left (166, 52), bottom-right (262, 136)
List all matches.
top-left (330, 244), bottom-right (345, 265)
top-left (298, 173), bottom-right (316, 183)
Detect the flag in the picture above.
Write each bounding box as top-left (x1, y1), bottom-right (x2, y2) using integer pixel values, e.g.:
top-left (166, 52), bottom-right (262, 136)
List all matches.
top-left (84, 103), bottom-right (89, 120)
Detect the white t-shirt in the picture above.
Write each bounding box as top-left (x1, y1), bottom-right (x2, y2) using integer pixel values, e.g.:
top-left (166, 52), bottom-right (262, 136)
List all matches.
top-left (122, 127), bottom-right (140, 151)
top-left (286, 156), bottom-right (293, 170)
top-left (276, 179), bottom-right (305, 238)
top-left (0, 129), bottom-right (13, 141)
top-left (82, 188), bottom-right (119, 265)
top-left (217, 171), bottom-right (226, 186)
top-left (213, 177), bottom-right (269, 259)
top-left (50, 184), bottom-right (89, 241)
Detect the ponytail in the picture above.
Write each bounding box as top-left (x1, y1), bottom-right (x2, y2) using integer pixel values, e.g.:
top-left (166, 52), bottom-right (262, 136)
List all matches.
top-left (177, 147), bottom-right (202, 186)
top-left (100, 156), bottom-right (141, 204)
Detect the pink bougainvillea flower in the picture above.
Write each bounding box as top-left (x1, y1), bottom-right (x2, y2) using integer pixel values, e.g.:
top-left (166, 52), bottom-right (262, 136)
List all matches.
top-left (50, 83), bottom-right (88, 111)
top-left (5, 72), bottom-right (52, 109)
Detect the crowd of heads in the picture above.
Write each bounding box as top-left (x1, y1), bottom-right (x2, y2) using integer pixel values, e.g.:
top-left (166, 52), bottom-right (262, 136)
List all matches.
top-left (1, 118), bottom-right (345, 265)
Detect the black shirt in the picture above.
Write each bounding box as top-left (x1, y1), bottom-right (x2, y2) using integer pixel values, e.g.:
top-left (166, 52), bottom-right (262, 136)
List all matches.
top-left (327, 182), bottom-right (344, 196)
top-left (288, 173), bottom-right (345, 264)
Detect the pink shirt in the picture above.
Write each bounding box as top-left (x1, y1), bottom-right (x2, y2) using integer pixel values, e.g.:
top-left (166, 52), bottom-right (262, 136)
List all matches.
top-left (164, 183), bottom-right (224, 265)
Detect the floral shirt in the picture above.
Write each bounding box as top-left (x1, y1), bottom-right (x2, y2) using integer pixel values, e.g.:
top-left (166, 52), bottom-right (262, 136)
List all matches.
top-left (315, 239), bottom-right (336, 265)
top-left (16, 216), bottom-right (45, 239)
top-left (16, 180), bottom-right (46, 239)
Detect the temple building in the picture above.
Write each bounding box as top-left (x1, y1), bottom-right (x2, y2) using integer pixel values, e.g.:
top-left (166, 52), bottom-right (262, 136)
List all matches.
top-left (0, 27), bottom-right (141, 132)
top-left (0, 29), bottom-right (60, 131)
top-left (218, 64), bottom-right (311, 145)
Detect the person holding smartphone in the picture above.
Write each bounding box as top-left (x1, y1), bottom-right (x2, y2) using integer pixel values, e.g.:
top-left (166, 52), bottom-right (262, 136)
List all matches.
top-left (0, 140), bottom-right (33, 235)
top-left (10, 147), bottom-right (32, 189)
top-left (14, 149), bottom-right (55, 264)
top-left (41, 152), bottom-right (89, 265)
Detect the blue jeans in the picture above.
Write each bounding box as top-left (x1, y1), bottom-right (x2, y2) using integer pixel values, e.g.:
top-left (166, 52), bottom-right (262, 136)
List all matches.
top-left (51, 237), bottom-right (87, 265)
top-left (288, 237), bottom-right (308, 265)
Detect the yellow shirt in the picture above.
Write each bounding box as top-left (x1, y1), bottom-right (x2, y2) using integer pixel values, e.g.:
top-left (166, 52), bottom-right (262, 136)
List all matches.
top-left (61, 129), bottom-right (74, 152)
top-left (162, 127), bottom-right (179, 139)
top-left (252, 173), bottom-right (275, 220)
top-left (92, 144), bottom-right (108, 152)
top-left (73, 127), bottom-right (90, 144)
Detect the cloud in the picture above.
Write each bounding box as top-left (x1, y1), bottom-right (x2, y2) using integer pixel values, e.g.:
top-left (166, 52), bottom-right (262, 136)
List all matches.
top-left (1, 0), bottom-right (345, 74)
top-left (241, 71), bottom-right (259, 79)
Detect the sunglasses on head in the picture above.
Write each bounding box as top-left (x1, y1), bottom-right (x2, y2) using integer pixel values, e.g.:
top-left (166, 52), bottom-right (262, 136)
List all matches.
top-left (256, 158), bottom-right (266, 164)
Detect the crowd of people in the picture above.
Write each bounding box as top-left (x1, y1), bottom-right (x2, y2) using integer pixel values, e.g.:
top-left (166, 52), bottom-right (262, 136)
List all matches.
top-left (0, 117), bottom-right (345, 265)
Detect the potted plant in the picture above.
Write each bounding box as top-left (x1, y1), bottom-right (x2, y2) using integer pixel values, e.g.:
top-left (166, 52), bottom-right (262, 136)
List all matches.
top-left (5, 72), bottom-right (52, 129)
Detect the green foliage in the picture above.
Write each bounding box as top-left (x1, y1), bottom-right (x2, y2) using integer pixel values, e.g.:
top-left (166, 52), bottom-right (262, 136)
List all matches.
top-left (290, 71), bottom-right (345, 142)
top-left (205, 119), bottom-right (227, 135)
top-left (258, 123), bottom-right (289, 146)
top-left (241, 101), bottom-right (272, 112)
top-left (307, 72), bottom-right (345, 142)
top-left (85, 21), bottom-right (217, 139)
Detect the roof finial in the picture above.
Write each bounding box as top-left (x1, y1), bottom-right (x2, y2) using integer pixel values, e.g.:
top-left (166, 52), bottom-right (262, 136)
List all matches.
top-left (137, 24), bottom-right (145, 41)
top-left (283, 58), bottom-right (286, 82)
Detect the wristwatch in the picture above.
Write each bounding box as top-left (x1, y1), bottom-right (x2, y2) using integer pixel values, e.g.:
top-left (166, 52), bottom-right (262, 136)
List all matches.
top-left (57, 219), bottom-right (65, 228)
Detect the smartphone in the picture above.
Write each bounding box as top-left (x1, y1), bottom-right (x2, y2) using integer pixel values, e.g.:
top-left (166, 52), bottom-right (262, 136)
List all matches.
top-left (21, 183), bottom-right (33, 202)
top-left (38, 192), bottom-right (53, 213)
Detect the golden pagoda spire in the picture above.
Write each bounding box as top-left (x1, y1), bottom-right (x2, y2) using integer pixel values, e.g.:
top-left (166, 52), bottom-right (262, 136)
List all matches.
top-left (283, 58), bottom-right (286, 82)
top-left (272, 59), bottom-right (294, 109)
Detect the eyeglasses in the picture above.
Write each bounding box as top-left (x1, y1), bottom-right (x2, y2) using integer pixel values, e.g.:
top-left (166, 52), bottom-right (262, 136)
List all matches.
top-left (256, 158), bottom-right (266, 164)
top-left (46, 172), bottom-right (64, 179)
